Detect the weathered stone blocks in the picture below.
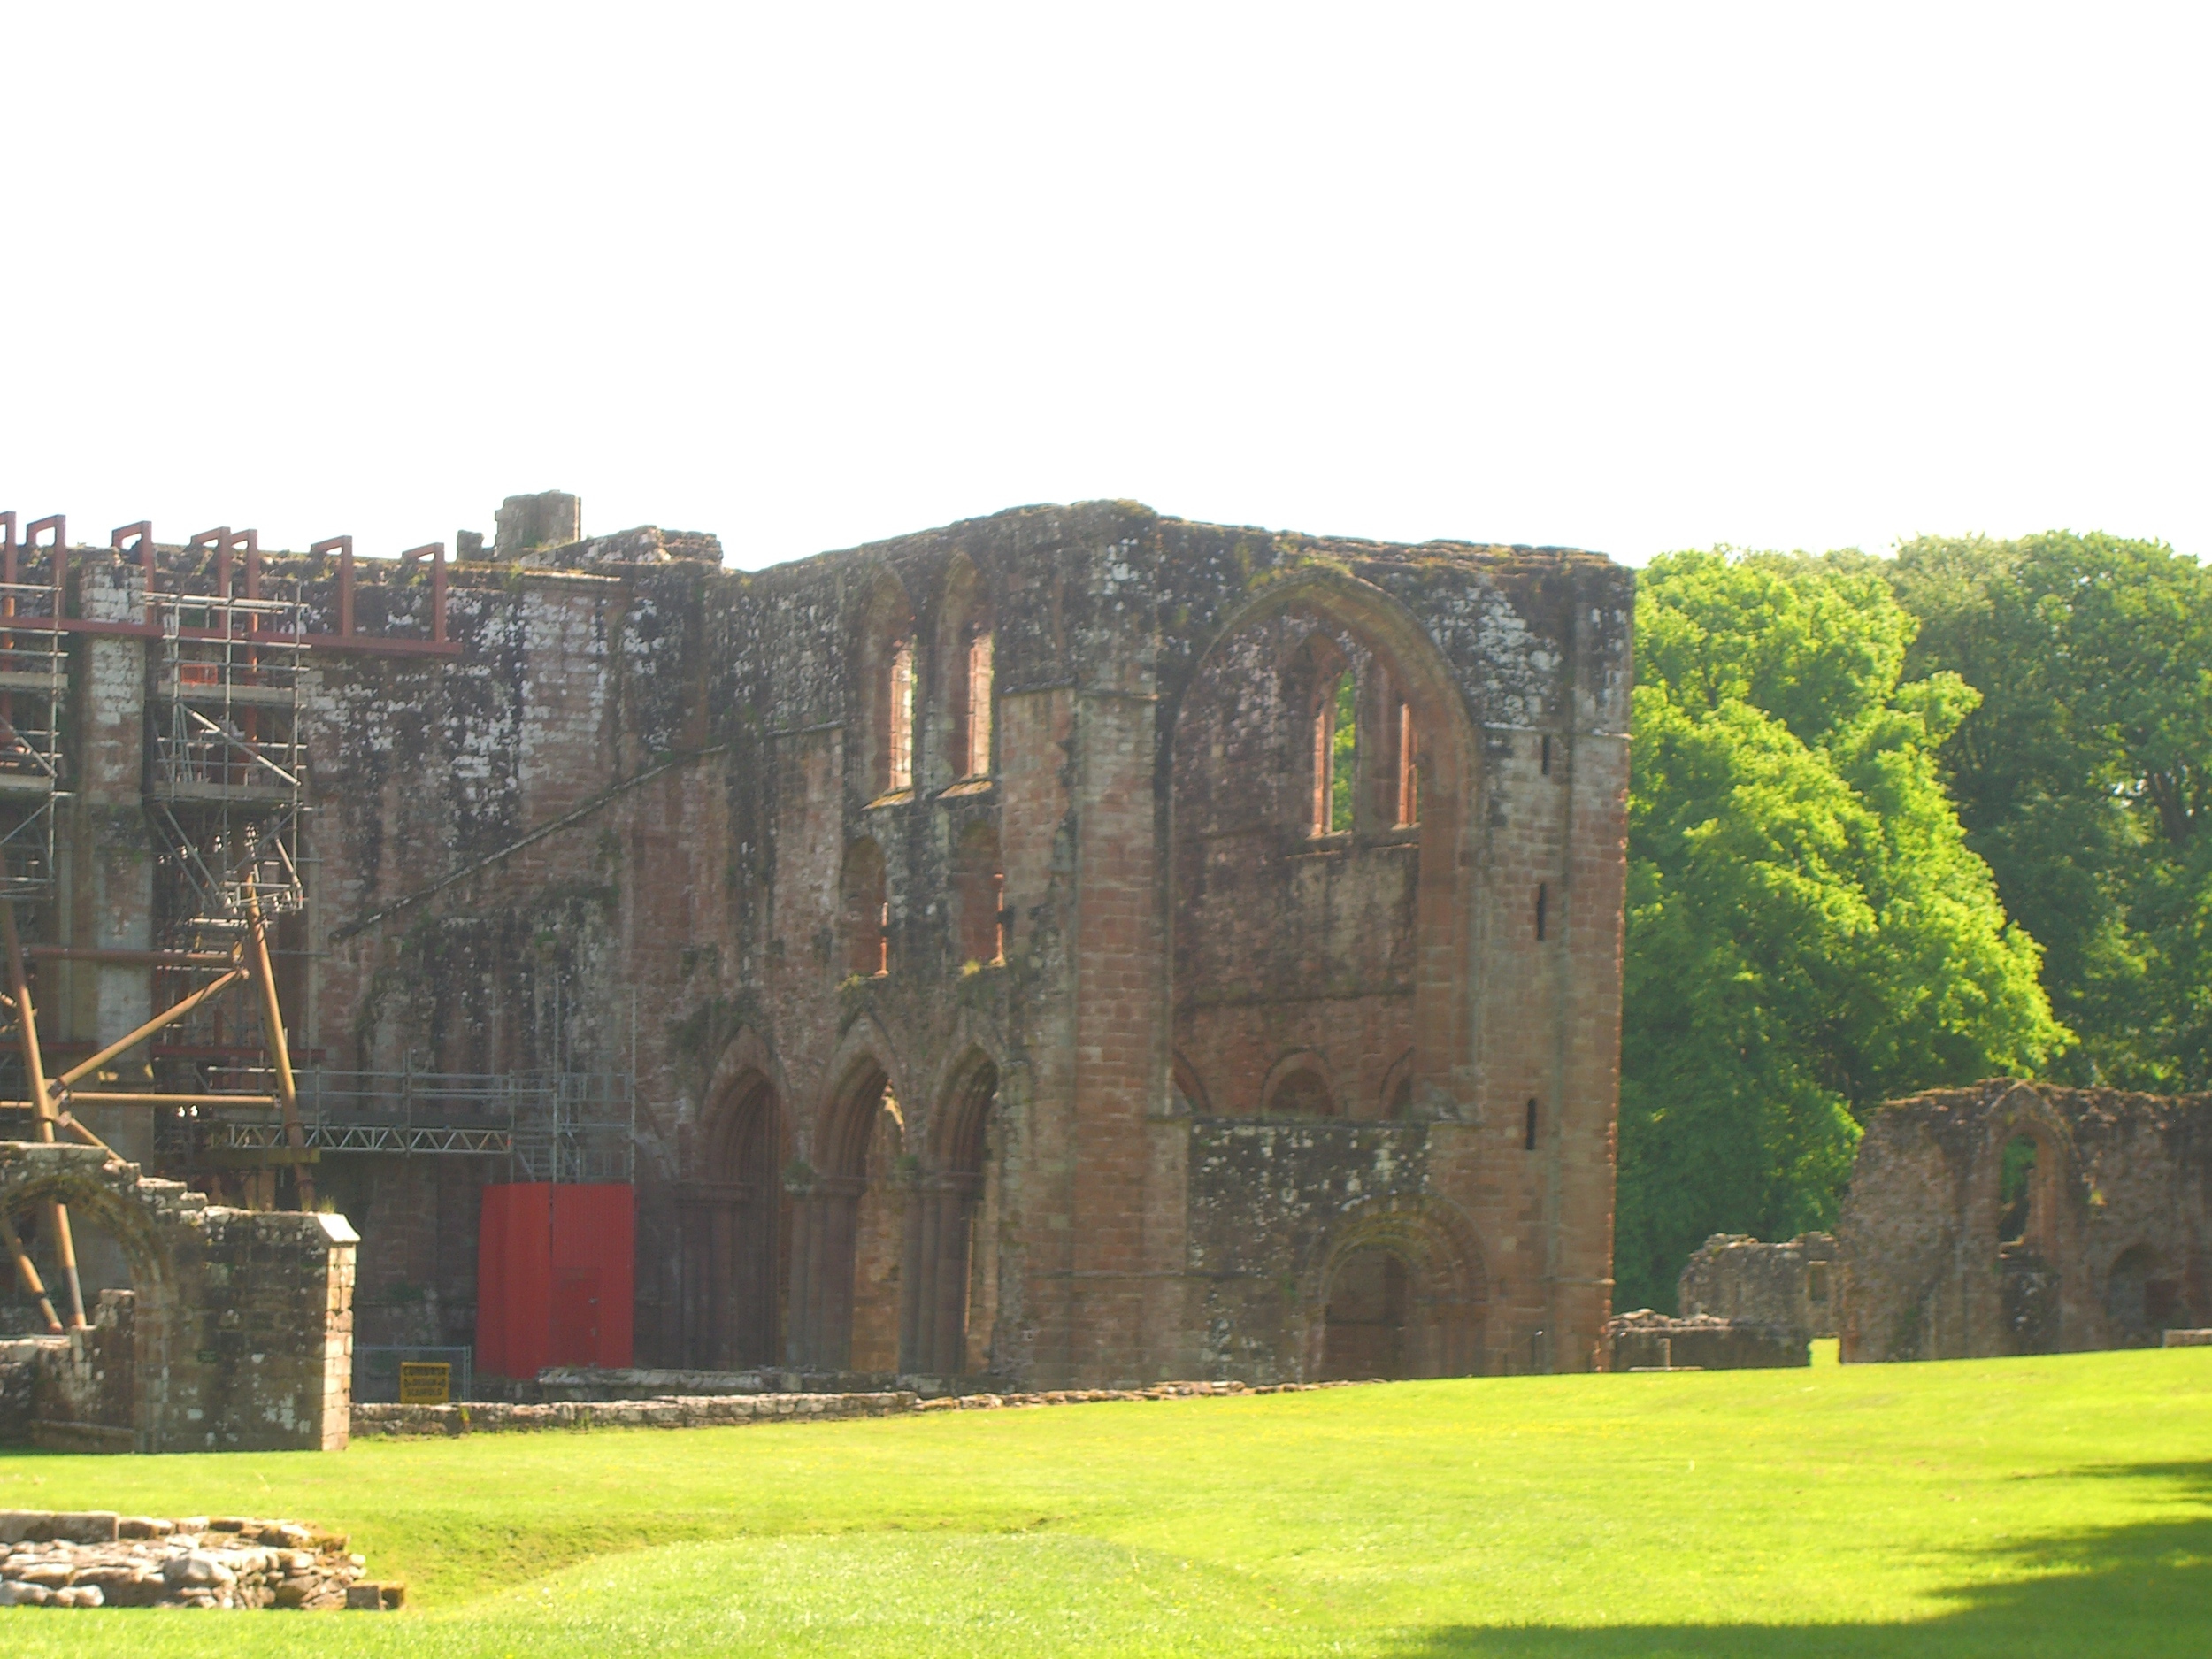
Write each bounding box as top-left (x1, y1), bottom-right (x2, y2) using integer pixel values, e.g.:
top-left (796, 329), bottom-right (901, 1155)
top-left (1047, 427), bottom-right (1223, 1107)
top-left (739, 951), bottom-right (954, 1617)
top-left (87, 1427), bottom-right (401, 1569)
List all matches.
top-left (1838, 1080), bottom-right (2212, 1362)
top-left (1606, 1310), bottom-right (1810, 1371)
top-left (0, 1144), bottom-right (356, 1451)
top-left (0, 1513), bottom-right (369, 1609)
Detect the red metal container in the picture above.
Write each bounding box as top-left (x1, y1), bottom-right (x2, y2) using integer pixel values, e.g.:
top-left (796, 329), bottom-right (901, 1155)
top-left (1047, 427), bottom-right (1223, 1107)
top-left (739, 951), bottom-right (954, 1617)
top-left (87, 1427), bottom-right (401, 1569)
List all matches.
top-left (475, 1183), bottom-right (634, 1379)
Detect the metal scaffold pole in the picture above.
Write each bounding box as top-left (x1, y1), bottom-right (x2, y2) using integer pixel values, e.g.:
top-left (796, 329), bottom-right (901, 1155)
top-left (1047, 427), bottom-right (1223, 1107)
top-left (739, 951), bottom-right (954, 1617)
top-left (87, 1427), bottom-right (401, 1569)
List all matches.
top-left (0, 896), bottom-right (84, 1328)
top-left (0, 1203), bottom-right (60, 1333)
top-left (243, 869), bottom-right (313, 1210)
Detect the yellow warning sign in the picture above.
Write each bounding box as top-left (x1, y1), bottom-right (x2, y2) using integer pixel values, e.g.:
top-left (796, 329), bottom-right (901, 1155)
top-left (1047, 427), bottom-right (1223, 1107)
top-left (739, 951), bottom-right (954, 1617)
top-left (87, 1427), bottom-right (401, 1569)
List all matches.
top-left (397, 1362), bottom-right (451, 1405)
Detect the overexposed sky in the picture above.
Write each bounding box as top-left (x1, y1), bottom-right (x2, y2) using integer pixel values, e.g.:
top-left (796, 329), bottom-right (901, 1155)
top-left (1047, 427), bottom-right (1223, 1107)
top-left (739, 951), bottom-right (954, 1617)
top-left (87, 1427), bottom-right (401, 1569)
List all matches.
top-left (3, 4), bottom-right (2206, 571)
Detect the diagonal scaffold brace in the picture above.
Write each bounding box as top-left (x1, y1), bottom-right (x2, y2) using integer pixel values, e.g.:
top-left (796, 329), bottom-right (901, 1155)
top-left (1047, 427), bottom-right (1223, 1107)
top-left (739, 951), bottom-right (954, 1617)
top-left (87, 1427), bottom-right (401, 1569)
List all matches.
top-left (242, 869), bottom-right (314, 1210)
top-left (0, 897), bottom-right (83, 1329)
top-left (0, 864), bottom-right (314, 1329)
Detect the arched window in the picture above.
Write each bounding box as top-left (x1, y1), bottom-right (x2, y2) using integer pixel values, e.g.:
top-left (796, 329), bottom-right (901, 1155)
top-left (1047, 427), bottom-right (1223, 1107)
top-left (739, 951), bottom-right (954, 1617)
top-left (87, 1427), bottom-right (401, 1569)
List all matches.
top-left (1268, 1065), bottom-right (1338, 1119)
top-left (885, 636), bottom-right (915, 792)
top-left (957, 626), bottom-right (994, 778)
top-left (1312, 670), bottom-right (1356, 836)
top-left (1396, 703), bottom-right (1420, 826)
top-left (841, 840), bottom-right (888, 978)
top-left (1998, 1134), bottom-right (2037, 1245)
top-left (858, 577), bottom-right (917, 798)
top-left (953, 822), bottom-right (1004, 965)
top-left (939, 556), bottom-right (996, 785)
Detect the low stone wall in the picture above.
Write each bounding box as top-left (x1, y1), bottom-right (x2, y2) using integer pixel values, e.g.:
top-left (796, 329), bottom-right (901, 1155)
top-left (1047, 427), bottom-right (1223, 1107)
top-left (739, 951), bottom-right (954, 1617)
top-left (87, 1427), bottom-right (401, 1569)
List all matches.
top-left (2163, 1329), bottom-right (2212, 1348)
top-left (1607, 1311), bottom-right (1809, 1371)
top-left (355, 1378), bottom-right (1366, 1437)
top-left (524, 1366), bottom-right (970, 1402)
top-left (29, 1292), bottom-right (136, 1451)
top-left (0, 1511), bottom-right (376, 1609)
top-left (0, 1145), bottom-right (358, 1452)
top-left (1678, 1233), bottom-right (1839, 1338)
top-left (0, 1341), bottom-right (49, 1445)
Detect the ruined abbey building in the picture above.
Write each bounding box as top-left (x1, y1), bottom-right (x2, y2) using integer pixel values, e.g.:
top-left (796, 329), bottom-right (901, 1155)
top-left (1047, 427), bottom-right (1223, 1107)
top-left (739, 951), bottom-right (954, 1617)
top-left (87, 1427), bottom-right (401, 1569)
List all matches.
top-left (0, 495), bottom-right (1631, 1390)
top-left (1839, 1080), bottom-right (2212, 1360)
top-left (1625, 1078), bottom-right (2212, 1371)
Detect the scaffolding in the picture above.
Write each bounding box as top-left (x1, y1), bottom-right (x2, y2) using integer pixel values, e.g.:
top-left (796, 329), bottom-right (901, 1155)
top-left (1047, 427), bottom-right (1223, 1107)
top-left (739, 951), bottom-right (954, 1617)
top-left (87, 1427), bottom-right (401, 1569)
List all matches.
top-left (0, 518), bottom-right (69, 895)
top-left (154, 1069), bottom-right (637, 1184)
top-left (0, 514), bottom-right (630, 1340)
top-left (0, 520), bottom-right (319, 1328)
top-left (148, 583), bottom-right (309, 933)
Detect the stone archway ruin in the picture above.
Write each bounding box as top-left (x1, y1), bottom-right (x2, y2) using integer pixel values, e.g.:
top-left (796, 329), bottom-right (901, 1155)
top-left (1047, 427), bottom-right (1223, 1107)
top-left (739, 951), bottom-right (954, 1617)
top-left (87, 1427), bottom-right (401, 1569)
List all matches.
top-left (0, 1143), bottom-right (355, 1452)
top-left (1305, 1197), bottom-right (1486, 1380)
top-left (1839, 1080), bottom-right (2209, 1362)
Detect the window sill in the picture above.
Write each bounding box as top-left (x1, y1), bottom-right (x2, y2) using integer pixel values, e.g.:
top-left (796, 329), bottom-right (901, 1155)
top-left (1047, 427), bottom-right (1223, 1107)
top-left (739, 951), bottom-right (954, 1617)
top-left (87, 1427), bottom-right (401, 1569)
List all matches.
top-left (1289, 828), bottom-right (1420, 857)
top-left (865, 788), bottom-right (917, 810)
top-left (937, 776), bottom-right (995, 800)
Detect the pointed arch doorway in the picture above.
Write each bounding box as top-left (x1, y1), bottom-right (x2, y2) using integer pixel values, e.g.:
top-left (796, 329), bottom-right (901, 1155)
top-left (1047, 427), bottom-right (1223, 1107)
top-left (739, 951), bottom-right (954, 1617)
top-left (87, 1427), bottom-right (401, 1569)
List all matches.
top-left (902, 1056), bottom-right (1002, 1377)
top-left (677, 1074), bottom-right (789, 1370)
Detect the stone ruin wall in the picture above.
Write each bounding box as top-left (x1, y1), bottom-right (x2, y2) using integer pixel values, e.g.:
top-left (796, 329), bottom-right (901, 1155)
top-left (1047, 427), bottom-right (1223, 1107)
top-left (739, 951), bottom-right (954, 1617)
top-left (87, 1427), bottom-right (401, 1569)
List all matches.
top-left (0, 1145), bottom-right (354, 1452)
top-left (316, 502), bottom-right (1632, 1385)
top-left (1677, 1233), bottom-right (1839, 1339)
top-left (1607, 1310), bottom-right (1809, 1371)
top-left (17, 498), bottom-right (1633, 1389)
top-left (1837, 1079), bottom-right (2212, 1362)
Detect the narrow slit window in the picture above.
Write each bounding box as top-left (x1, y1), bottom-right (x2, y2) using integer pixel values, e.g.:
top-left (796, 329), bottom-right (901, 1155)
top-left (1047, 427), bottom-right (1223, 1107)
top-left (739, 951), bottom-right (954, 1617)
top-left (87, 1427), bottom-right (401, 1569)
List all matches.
top-left (1524, 1098), bottom-right (1539, 1151)
top-left (964, 628), bottom-right (995, 776)
top-left (1331, 673), bottom-right (1356, 833)
top-left (1311, 694), bottom-right (1330, 834)
top-left (1396, 702), bottom-right (1420, 826)
top-left (2000, 1135), bottom-right (2037, 1244)
top-left (1540, 734), bottom-right (1552, 776)
top-left (886, 636), bottom-right (915, 791)
top-left (1313, 671), bottom-right (1356, 836)
top-left (1535, 883), bottom-right (1548, 941)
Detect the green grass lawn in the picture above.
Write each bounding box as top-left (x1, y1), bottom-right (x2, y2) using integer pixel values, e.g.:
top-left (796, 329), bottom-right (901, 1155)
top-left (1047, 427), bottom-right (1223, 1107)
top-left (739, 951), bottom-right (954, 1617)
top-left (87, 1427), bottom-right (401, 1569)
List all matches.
top-left (0, 1345), bottom-right (2206, 1655)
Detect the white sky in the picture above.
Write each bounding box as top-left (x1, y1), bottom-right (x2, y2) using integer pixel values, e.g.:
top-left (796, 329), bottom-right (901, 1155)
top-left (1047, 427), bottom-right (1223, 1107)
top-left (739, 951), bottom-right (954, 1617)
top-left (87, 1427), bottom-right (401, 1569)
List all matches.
top-left (3, 4), bottom-right (2206, 572)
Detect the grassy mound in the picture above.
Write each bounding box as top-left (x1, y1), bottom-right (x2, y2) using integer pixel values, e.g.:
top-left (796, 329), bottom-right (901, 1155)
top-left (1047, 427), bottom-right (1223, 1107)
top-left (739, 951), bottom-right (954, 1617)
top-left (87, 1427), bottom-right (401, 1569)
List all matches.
top-left (0, 1345), bottom-right (2206, 1655)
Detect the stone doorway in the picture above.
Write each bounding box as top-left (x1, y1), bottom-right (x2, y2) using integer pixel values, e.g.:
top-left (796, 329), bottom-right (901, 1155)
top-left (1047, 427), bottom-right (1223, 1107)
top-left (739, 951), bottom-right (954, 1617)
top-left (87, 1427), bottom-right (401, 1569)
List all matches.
top-left (1321, 1248), bottom-right (1411, 1379)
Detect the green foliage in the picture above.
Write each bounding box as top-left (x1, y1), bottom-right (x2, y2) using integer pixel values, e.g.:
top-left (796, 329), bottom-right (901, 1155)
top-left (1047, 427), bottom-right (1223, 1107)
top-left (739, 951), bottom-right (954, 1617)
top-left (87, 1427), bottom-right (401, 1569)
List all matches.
top-left (1999, 1133), bottom-right (2039, 1241)
top-left (1889, 532), bottom-right (2212, 1089)
top-left (3, 1353), bottom-right (2211, 1655)
top-left (1999, 1134), bottom-right (2039, 1210)
top-left (1329, 672), bottom-right (1356, 832)
top-left (1619, 550), bottom-right (2063, 1311)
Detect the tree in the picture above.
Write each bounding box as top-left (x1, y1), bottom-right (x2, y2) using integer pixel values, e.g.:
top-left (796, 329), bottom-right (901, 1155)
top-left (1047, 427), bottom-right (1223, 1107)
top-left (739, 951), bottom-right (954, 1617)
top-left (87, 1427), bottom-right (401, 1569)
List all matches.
top-left (1889, 533), bottom-right (2212, 1089)
top-left (1617, 549), bottom-right (2065, 1312)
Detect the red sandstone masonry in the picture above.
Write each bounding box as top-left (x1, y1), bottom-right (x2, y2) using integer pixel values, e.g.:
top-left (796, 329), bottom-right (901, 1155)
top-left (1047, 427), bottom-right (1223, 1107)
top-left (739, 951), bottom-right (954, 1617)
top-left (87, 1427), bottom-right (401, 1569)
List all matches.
top-left (350, 1378), bottom-right (1378, 1436)
top-left (56, 501), bottom-right (1630, 1394)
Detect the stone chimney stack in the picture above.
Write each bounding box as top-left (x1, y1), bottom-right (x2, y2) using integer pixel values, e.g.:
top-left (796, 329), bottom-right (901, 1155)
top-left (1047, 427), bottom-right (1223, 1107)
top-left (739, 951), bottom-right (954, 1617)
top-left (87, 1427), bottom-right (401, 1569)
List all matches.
top-left (493, 491), bottom-right (582, 558)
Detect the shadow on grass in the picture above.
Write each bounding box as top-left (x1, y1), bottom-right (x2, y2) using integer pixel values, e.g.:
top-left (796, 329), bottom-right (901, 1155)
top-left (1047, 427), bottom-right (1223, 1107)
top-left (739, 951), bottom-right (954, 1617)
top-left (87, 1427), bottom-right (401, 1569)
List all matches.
top-left (1399, 1461), bottom-right (2212, 1659)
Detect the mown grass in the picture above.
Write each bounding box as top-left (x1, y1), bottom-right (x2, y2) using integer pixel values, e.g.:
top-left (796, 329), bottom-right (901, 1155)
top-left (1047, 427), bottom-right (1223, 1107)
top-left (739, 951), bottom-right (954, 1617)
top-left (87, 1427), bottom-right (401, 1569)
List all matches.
top-left (0, 1345), bottom-right (2205, 1655)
